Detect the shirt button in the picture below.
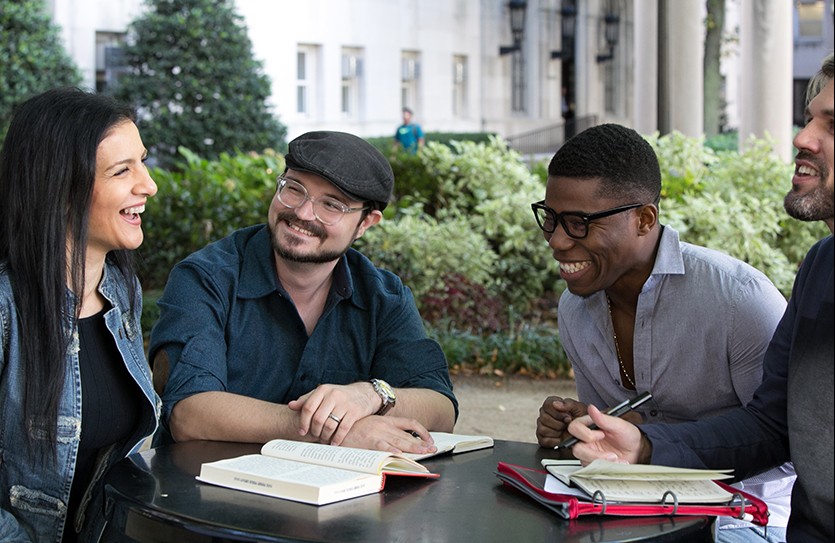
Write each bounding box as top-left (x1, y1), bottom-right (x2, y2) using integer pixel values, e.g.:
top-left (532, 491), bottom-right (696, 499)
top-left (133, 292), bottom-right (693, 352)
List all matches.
top-left (650, 410), bottom-right (658, 417)
top-left (299, 373), bottom-right (307, 381)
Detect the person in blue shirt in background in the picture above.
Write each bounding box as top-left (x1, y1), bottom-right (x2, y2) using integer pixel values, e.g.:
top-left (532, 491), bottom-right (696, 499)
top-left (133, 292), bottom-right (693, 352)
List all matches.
top-left (394, 107), bottom-right (425, 154)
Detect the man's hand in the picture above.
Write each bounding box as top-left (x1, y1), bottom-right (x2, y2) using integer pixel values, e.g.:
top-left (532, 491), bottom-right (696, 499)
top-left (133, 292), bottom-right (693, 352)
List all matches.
top-left (536, 396), bottom-right (588, 448)
top-left (339, 416), bottom-right (437, 454)
top-left (567, 405), bottom-right (646, 465)
top-left (288, 382), bottom-right (379, 445)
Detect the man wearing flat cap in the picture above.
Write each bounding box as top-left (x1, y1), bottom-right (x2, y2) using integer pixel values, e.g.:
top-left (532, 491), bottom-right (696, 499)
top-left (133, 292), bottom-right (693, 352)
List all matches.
top-left (150, 131), bottom-right (456, 454)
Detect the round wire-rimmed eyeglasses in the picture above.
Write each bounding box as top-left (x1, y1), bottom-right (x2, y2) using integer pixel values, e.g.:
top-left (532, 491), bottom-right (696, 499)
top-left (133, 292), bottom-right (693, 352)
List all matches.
top-left (275, 176), bottom-right (368, 226)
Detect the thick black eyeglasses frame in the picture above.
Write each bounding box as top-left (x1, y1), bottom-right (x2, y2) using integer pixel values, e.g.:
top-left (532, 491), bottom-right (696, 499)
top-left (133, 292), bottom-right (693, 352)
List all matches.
top-left (531, 201), bottom-right (644, 239)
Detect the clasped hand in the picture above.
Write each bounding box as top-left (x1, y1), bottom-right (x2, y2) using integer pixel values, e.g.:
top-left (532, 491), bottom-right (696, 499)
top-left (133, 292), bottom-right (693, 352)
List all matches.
top-left (536, 396), bottom-right (588, 448)
top-left (288, 382), bottom-right (436, 454)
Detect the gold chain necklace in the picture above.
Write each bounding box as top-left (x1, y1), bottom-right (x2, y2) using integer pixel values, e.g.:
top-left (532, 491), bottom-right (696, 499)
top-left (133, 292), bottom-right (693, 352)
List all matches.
top-left (606, 295), bottom-right (636, 389)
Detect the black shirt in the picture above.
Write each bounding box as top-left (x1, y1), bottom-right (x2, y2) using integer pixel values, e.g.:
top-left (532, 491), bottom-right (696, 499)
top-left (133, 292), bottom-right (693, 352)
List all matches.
top-left (63, 308), bottom-right (143, 542)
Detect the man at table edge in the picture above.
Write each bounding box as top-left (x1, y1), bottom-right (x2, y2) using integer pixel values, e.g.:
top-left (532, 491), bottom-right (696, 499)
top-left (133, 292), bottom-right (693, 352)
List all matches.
top-left (566, 53), bottom-right (834, 542)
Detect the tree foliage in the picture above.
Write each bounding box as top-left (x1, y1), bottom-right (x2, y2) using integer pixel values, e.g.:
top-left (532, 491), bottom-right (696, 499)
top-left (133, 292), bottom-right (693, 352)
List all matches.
top-left (113, 0), bottom-right (286, 168)
top-left (0, 0), bottom-right (82, 142)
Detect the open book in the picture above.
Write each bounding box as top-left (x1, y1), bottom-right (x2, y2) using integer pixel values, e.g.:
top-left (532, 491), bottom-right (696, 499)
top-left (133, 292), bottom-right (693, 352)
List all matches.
top-left (197, 439), bottom-right (438, 505)
top-left (541, 459), bottom-right (734, 503)
top-left (402, 432), bottom-right (494, 461)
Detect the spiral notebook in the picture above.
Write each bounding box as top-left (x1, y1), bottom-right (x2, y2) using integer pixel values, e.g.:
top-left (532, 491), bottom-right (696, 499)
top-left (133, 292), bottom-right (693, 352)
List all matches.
top-left (495, 462), bottom-right (769, 525)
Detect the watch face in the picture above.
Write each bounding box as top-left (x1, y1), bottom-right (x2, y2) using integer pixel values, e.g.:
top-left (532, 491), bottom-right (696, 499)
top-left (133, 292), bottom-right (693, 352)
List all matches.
top-left (372, 379), bottom-right (395, 415)
top-left (377, 380), bottom-right (395, 400)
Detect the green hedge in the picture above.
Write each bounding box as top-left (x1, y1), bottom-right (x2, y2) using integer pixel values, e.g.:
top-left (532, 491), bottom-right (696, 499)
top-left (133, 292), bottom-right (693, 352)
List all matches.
top-left (138, 131), bottom-right (822, 376)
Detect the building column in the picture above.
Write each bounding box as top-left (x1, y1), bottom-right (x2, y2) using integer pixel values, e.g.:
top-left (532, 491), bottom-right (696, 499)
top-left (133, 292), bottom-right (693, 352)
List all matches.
top-left (632, 0), bottom-right (658, 135)
top-left (739, 0), bottom-right (793, 161)
top-left (659, 0), bottom-right (704, 138)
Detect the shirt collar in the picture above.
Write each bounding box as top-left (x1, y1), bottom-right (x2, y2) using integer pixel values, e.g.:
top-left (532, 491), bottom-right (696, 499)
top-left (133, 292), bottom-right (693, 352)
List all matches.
top-left (643, 225), bottom-right (684, 292)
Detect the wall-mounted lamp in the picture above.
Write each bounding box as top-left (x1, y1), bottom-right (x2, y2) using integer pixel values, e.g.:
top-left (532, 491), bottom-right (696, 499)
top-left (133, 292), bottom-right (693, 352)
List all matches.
top-left (550, 1), bottom-right (577, 60)
top-left (499, 0), bottom-right (527, 56)
top-left (596, 2), bottom-right (621, 63)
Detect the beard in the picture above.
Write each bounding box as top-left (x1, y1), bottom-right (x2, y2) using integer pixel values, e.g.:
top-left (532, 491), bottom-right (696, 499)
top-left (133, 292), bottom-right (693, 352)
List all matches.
top-left (784, 153), bottom-right (834, 222)
top-left (270, 210), bottom-right (357, 264)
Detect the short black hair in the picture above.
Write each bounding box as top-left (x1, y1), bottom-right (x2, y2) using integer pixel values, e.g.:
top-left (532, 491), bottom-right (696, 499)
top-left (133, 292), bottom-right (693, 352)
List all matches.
top-left (402, 107), bottom-right (413, 114)
top-left (548, 123), bottom-right (661, 205)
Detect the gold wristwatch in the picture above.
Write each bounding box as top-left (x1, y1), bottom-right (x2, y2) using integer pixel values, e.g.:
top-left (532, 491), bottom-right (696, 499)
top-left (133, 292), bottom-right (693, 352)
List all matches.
top-left (370, 379), bottom-right (396, 415)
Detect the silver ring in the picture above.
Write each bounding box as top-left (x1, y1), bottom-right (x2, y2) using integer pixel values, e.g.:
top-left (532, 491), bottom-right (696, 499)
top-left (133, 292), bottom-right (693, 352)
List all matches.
top-left (327, 413), bottom-right (342, 424)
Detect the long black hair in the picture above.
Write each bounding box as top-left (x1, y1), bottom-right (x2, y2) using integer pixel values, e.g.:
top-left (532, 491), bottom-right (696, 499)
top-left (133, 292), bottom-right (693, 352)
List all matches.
top-left (0, 87), bottom-right (138, 458)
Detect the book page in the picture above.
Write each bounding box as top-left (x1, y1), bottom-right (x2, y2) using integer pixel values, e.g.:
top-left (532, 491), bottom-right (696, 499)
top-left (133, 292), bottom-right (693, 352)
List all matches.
top-left (403, 432), bottom-right (494, 461)
top-left (261, 439), bottom-right (428, 475)
top-left (570, 477), bottom-right (734, 503)
top-left (543, 474), bottom-right (592, 499)
top-left (203, 454), bottom-right (371, 485)
top-left (541, 461), bottom-right (582, 486)
top-left (571, 459), bottom-right (733, 481)
top-left (433, 432), bottom-right (493, 453)
top-left (541, 459), bottom-right (735, 503)
top-left (197, 454), bottom-right (383, 505)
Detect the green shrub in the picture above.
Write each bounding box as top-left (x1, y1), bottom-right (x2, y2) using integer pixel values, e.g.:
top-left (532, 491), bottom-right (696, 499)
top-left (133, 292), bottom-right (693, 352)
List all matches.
top-left (0, 0), bottom-right (82, 143)
top-left (659, 134), bottom-right (825, 296)
top-left (415, 137), bottom-right (560, 305)
top-left (647, 131), bottom-right (715, 200)
top-left (704, 131), bottom-right (739, 152)
top-left (138, 131), bottom-right (825, 375)
top-left (358, 210), bottom-right (498, 301)
top-left (138, 147), bottom-right (281, 289)
top-left (428, 321), bottom-right (571, 378)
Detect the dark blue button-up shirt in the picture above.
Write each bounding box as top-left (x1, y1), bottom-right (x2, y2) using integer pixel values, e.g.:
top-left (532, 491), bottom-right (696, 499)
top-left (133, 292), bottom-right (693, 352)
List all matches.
top-left (150, 224), bottom-right (457, 435)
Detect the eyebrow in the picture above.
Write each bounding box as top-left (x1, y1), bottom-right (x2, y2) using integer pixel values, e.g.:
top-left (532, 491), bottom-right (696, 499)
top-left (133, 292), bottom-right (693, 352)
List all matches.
top-left (283, 174), bottom-right (351, 202)
top-left (104, 149), bottom-right (148, 172)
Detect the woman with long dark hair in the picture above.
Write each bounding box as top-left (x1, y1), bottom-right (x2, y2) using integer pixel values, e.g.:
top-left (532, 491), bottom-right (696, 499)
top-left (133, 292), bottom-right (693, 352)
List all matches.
top-left (0, 87), bottom-right (160, 541)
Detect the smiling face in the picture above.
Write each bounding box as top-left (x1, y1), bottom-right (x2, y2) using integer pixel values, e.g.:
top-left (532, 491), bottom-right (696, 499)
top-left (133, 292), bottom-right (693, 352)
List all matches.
top-left (268, 169), bottom-right (381, 264)
top-left (86, 120), bottom-right (157, 262)
top-left (542, 176), bottom-right (657, 298)
top-left (786, 79), bottom-right (834, 232)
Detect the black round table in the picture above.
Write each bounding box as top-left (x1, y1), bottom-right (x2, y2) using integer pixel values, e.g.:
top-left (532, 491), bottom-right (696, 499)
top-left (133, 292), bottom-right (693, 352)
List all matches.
top-left (102, 439), bottom-right (713, 542)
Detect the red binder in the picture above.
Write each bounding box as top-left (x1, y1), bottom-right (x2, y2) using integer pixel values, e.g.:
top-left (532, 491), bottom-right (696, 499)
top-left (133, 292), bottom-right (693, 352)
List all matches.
top-left (496, 462), bottom-right (769, 525)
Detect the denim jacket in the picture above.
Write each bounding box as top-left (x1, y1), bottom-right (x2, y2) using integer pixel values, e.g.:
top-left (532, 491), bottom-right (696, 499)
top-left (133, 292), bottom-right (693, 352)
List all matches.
top-left (0, 260), bottom-right (160, 542)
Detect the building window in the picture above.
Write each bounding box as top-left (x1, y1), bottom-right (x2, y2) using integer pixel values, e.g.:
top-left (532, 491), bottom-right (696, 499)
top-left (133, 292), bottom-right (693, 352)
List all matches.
top-left (341, 48), bottom-right (363, 118)
top-left (452, 55), bottom-right (468, 118)
top-left (401, 52), bottom-right (421, 111)
top-left (296, 45), bottom-right (319, 117)
top-left (796, 0), bottom-right (825, 40)
top-left (95, 32), bottom-right (127, 93)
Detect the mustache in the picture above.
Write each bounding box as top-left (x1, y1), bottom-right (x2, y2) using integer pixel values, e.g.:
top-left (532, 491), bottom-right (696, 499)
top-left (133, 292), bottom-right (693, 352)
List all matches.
top-left (275, 210), bottom-right (326, 238)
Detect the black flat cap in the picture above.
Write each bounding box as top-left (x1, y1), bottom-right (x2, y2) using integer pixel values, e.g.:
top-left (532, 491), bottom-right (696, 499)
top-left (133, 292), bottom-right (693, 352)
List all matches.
top-left (284, 131), bottom-right (394, 210)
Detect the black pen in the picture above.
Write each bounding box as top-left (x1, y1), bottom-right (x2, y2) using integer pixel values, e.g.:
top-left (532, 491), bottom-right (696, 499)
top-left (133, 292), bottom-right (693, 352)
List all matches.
top-left (554, 391), bottom-right (652, 449)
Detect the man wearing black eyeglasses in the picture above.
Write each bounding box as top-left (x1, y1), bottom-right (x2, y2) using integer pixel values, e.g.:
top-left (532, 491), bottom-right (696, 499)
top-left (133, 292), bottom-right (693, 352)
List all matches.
top-left (533, 123), bottom-right (795, 541)
top-left (565, 54), bottom-right (834, 542)
top-left (149, 131), bottom-right (456, 455)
